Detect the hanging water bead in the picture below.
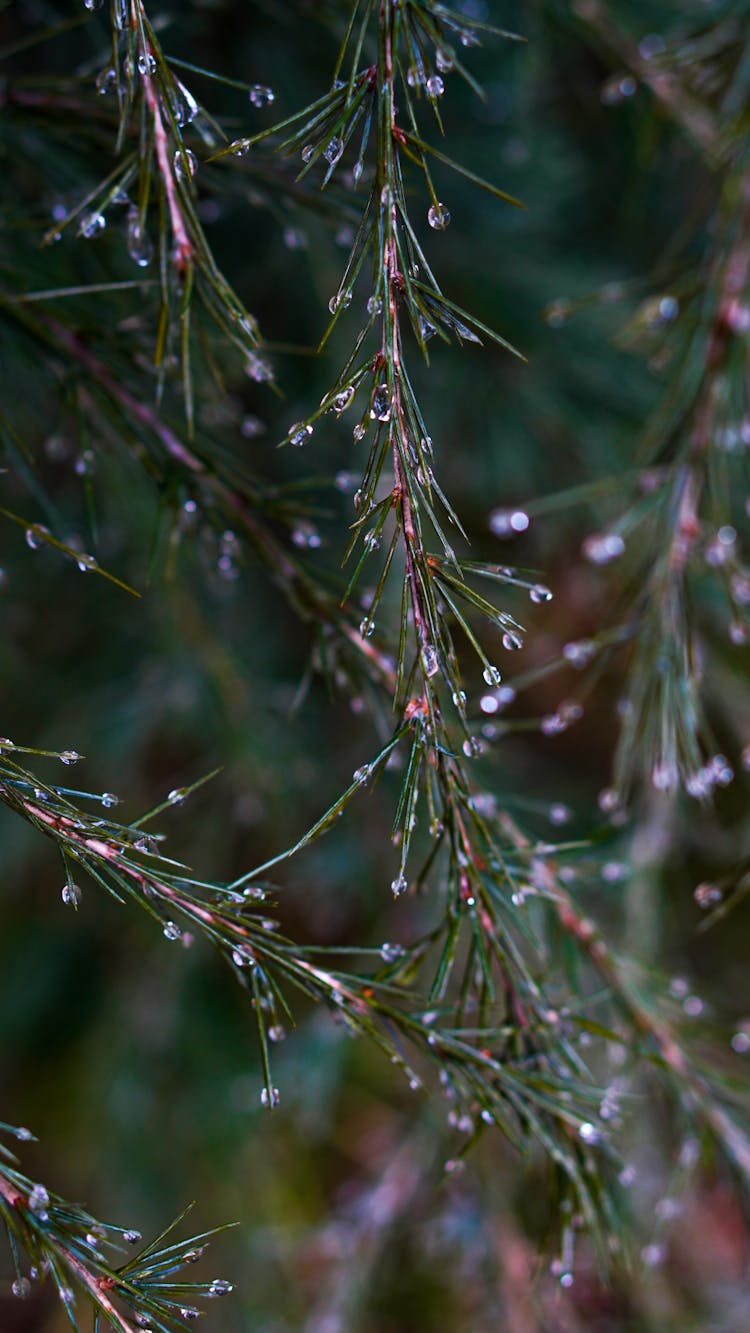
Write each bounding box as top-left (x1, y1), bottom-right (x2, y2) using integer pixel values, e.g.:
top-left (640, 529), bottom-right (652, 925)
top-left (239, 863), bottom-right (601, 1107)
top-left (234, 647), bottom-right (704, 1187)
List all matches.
top-left (549, 803), bottom-right (571, 826)
top-left (501, 630), bottom-right (523, 651)
top-left (173, 149), bottom-right (197, 182)
top-left (232, 138), bottom-right (251, 157)
top-left (529, 583), bottom-right (552, 603)
top-left (260, 1086), bottom-right (280, 1108)
top-left (600, 73), bottom-right (637, 106)
top-left (370, 383), bottom-right (391, 421)
top-left (391, 873), bottom-right (408, 897)
top-left (163, 920), bottom-right (182, 941)
top-left (359, 617), bottom-right (375, 638)
top-left (80, 213), bottom-right (106, 239)
top-left (366, 294), bottom-right (383, 316)
top-left (59, 750), bottom-right (80, 765)
top-left (137, 53), bottom-right (156, 77)
top-left (249, 84), bottom-right (275, 107)
top-left (421, 644), bottom-right (439, 677)
top-left (426, 74), bottom-right (445, 98)
top-left (353, 423), bottom-right (367, 442)
top-left (427, 201), bottom-right (451, 231)
top-left (288, 422), bottom-right (313, 447)
top-left (123, 1229), bottom-right (142, 1244)
top-left (406, 66), bottom-right (424, 88)
top-left (483, 665), bottom-right (502, 686)
top-left (126, 207), bottom-right (153, 268)
top-left (324, 136), bottom-right (343, 165)
top-left (436, 49), bottom-right (454, 73)
top-left (582, 532), bottom-right (625, 564)
top-left (11, 1278), bottom-right (31, 1300)
top-left (301, 144), bottom-right (314, 163)
top-left (61, 883), bottom-right (82, 908)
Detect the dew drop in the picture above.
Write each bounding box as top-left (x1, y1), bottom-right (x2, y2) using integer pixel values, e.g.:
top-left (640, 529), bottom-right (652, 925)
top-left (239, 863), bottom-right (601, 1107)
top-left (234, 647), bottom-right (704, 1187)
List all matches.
top-left (370, 383), bottom-right (391, 421)
top-left (80, 213), bottom-right (106, 239)
top-left (288, 422), bottom-right (313, 447)
top-left (61, 883), bottom-right (82, 908)
top-left (483, 665), bottom-right (502, 686)
top-left (530, 583), bottom-right (552, 603)
top-left (173, 149), bottom-right (197, 182)
top-left (11, 1278), bottom-right (31, 1299)
top-left (694, 881), bottom-right (722, 909)
top-left (489, 508), bottom-right (529, 537)
top-left (391, 873), bottom-right (408, 897)
top-left (249, 84), bottom-right (275, 108)
top-left (59, 750), bottom-right (80, 766)
top-left (163, 921), bottom-right (182, 941)
top-left (260, 1086), bottom-right (280, 1108)
top-left (582, 532), bottom-right (625, 565)
top-left (501, 631), bottom-right (523, 651)
top-left (427, 202), bottom-right (451, 231)
top-left (324, 136), bottom-right (343, 165)
top-left (28, 1184), bottom-right (50, 1216)
top-left (426, 75), bottom-right (445, 98)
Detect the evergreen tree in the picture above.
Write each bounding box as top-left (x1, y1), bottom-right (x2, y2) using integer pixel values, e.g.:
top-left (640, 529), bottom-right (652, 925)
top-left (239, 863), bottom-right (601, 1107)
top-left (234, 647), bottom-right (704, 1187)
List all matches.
top-left (2, 1), bottom-right (750, 1328)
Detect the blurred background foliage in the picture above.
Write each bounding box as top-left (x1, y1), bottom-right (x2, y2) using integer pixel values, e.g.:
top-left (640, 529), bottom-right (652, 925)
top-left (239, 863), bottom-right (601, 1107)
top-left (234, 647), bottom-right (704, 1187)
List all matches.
top-left (2, 0), bottom-right (750, 1328)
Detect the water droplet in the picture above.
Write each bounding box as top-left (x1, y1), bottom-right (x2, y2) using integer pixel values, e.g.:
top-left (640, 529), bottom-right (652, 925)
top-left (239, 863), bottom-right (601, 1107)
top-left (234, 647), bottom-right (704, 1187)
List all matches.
top-left (61, 883), bottom-right (82, 908)
top-left (462, 737), bottom-right (482, 757)
top-left (483, 665), bottom-right (502, 685)
top-left (353, 423), bottom-right (367, 442)
top-left (694, 881), bottom-right (722, 909)
top-left (436, 49), bottom-right (454, 73)
top-left (406, 66), bottom-right (424, 88)
top-left (231, 946), bottom-right (253, 967)
top-left (489, 508), bottom-right (529, 537)
top-left (288, 422), bottom-right (313, 447)
top-left (12, 1278), bottom-right (31, 1299)
top-left (582, 532), bottom-right (625, 564)
top-left (359, 617), bottom-right (374, 638)
top-left (163, 921), bottom-right (182, 941)
top-left (123, 1229), bottom-right (141, 1244)
top-left (370, 383), bottom-right (391, 421)
top-left (548, 803), bottom-right (571, 826)
top-left (268, 1024), bottom-right (285, 1043)
top-left (331, 385), bottom-right (355, 414)
top-left (600, 73), bottom-right (638, 105)
top-left (324, 136), bottom-right (343, 165)
top-left (530, 583), bottom-right (552, 603)
top-left (137, 53), bottom-right (156, 77)
top-left (301, 144), bottom-right (314, 163)
top-left (173, 149), bottom-right (197, 182)
top-left (96, 66), bottom-right (116, 95)
top-left (126, 207), bottom-right (153, 268)
top-left (80, 212), bottom-right (106, 239)
top-left (260, 1086), bottom-right (280, 1108)
top-left (391, 873), bottom-right (408, 897)
top-left (100, 792), bottom-right (119, 809)
top-left (208, 1279), bottom-right (234, 1298)
top-left (168, 788), bottom-right (185, 804)
top-left (578, 1121), bottom-right (602, 1145)
top-left (641, 1243), bottom-right (666, 1268)
top-left (245, 353), bottom-right (273, 383)
top-left (426, 75), bottom-right (445, 98)
top-left (427, 201), bottom-right (451, 230)
top-left (421, 644), bottom-right (439, 677)
top-left (249, 84), bottom-right (275, 108)
top-left (28, 1184), bottom-right (50, 1216)
top-left (501, 631), bottom-right (523, 651)
top-left (59, 750), bottom-right (80, 765)
top-left (563, 639), bottom-right (595, 668)
top-left (380, 942), bottom-right (406, 963)
top-left (366, 294), bottom-right (383, 316)
top-left (731, 1030), bottom-right (750, 1054)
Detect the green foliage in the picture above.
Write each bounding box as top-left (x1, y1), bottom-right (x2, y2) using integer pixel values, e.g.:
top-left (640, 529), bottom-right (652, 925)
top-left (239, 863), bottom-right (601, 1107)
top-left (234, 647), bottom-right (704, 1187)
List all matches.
top-left (2, 1), bottom-right (750, 1328)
